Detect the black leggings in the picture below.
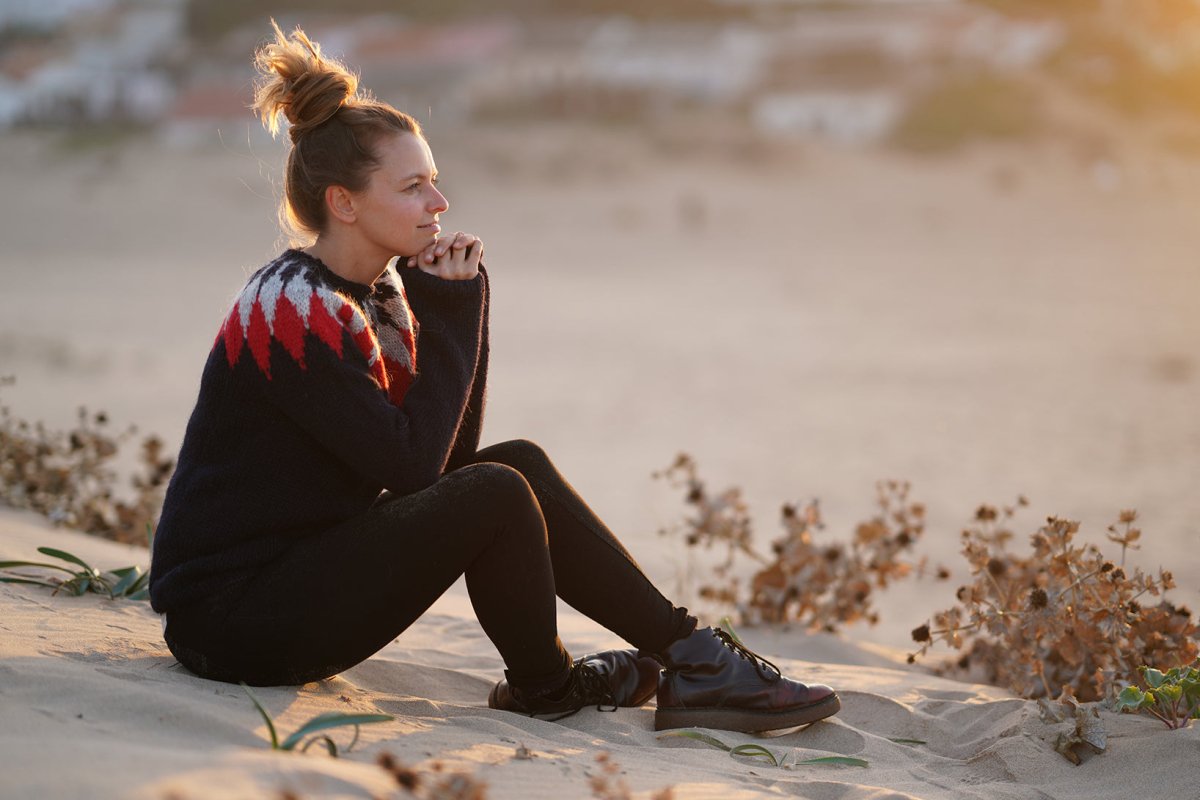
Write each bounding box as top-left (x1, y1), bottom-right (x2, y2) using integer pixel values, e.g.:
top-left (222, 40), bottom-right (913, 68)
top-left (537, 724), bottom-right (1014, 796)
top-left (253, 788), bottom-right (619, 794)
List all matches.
top-left (163, 439), bottom-right (693, 688)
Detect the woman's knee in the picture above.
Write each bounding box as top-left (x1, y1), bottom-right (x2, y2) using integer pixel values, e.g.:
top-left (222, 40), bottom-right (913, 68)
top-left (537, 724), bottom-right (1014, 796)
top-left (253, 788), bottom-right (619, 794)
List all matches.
top-left (474, 439), bottom-right (554, 476)
top-left (445, 462), bottom-right (541, 520)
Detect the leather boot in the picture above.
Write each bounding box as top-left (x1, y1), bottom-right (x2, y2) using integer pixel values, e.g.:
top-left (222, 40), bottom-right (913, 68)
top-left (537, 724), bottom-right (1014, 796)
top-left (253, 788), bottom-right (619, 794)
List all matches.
top-left (488, 649), bottom-right (661, 719)
top-left (648, 626), bottom-right (840, 732)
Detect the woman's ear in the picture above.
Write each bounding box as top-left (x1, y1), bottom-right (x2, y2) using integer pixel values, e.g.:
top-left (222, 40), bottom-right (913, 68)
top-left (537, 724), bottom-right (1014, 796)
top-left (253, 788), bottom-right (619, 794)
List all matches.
top-left (324, 185), bottom-right (357, 224)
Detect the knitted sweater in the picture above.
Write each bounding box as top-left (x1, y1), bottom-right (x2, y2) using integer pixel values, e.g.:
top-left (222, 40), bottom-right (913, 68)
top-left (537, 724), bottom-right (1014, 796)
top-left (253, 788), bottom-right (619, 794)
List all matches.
top-left (149, 249), bottom-right (489, 613)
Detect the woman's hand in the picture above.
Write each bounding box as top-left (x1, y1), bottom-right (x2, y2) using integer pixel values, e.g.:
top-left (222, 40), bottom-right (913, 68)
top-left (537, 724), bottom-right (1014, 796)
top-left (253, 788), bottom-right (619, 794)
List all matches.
top-left (405, 231), bottom-right (482, 281)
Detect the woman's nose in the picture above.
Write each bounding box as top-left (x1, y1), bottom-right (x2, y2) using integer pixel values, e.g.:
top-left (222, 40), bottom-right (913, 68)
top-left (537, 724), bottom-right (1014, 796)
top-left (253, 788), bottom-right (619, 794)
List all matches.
top-left (429, 186), bottom-right (449, 214)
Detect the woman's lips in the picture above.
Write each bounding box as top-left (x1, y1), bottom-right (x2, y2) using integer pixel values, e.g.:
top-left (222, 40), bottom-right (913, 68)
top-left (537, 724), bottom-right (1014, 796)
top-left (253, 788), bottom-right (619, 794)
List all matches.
top-left (420, 223), bottom-right (441, 233)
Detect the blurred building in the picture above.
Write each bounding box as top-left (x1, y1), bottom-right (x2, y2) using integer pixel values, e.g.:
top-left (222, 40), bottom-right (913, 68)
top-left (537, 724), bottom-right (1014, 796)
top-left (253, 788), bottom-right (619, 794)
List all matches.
top-left (0, 0), bottom-right (184, 129)
top-left (4, 0), bottom-right (1198, 148)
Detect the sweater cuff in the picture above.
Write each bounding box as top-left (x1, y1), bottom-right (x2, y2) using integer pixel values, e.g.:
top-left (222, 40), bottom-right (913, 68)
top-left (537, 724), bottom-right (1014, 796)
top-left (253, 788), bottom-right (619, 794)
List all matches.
top-left (399, 264), bottom-right (484, 302)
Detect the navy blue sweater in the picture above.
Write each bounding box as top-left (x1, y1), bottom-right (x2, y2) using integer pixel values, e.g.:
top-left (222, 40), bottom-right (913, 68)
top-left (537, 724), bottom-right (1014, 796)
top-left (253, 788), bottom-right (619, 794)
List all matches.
top-left (150, 249), bottom-right (489, 613)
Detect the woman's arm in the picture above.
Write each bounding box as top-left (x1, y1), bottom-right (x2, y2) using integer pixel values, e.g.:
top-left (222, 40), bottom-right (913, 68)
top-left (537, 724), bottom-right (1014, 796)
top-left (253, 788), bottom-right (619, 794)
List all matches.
top-left (253, 267), bottom-right (485, 496)
top-left (443, 263), bottom-right (489, 472)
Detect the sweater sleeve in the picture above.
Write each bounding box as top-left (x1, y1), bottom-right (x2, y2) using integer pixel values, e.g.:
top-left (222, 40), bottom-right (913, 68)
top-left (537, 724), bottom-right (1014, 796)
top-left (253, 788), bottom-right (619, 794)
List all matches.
top-left (256, 269), bottom-right (485, 496)
top-left (444, 264), bottom-right (490, 473)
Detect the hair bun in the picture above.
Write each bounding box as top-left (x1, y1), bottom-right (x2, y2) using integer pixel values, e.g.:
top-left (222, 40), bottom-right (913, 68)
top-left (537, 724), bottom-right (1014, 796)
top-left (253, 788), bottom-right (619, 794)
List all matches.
top-left (253, 20), bottom-right (359, 141)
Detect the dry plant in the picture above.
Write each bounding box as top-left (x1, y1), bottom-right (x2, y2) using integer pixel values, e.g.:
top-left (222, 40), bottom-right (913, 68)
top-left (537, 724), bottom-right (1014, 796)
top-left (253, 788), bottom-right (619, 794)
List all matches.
top-left (588, 752), bottom-right (673, 800)
top-left (376, 753), bottom-right (488, 800)
top-left (0, 379), bottom-right (173, 546)
top-left (909, 502), bottom-right (1199, 702)
top-left (1037, 696), bottom-right (1108, 765)
top-left (749, 481), bottom-right (937, 628)
top-left (656, 454), bottom-right (939, 631)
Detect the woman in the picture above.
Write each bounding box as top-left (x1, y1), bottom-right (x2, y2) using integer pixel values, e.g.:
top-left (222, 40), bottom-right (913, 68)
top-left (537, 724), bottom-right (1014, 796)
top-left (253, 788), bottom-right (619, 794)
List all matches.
top-left (149, 21), bottom-right (840, 733)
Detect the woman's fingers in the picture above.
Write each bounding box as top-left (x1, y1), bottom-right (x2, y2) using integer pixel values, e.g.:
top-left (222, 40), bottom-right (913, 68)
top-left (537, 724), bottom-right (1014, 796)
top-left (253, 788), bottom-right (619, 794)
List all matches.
top-left (439, 240), bottom-right (481, 280)
top-left (404, 233), bottom-right (482, 280)
top-left (465, 239), bottom-right (483, 268)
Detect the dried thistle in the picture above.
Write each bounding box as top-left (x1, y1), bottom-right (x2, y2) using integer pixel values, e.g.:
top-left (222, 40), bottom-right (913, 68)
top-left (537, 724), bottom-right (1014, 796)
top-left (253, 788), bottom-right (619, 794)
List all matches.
top-left (654, 453), bottom-right (763, 569)
top-left (0, 383), bottom-right (172, 546)
top-left (588, 751), bottom-right (631, 800)
top-left (375, 753), bottom-right (487, 799)
top-left (910, 503), bottom-right (1199, 702)
top-left (747, 481), bottom-right (931, 630)
top-left (657, 455), bottom-right (936, 632)
top-left (588, 752), bottom-right (673, 800)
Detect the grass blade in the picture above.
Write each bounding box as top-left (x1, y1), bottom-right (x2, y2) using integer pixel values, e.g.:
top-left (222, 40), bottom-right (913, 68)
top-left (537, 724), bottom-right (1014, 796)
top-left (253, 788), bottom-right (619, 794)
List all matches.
top-left (300, 734), bottom-right (339, 757)
top-left (279, 713), bottom-right (394, 751)
top-left (240, 683), bottom-right (279, 749)
top-left (0, 576), bottom-right (65, 590)
top-left (657, 730), bottom-right (732, 751)
top-left (796, 756), bottom-right (869, 767)
top-left (719, 616), bottom-right (745, 646)
top-left (36, 547), bottom-right (97, 576)
top-left (0, 559), bottom-right (80, 576)
top-left (888, 738), bottom-right (927, 745)
top-left (730, 744), bottom-right (780, 766)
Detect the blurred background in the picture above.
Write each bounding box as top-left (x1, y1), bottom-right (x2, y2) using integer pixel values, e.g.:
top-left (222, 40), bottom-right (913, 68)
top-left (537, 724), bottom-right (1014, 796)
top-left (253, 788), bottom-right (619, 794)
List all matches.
top-left (1, 0), bottom-right (1198, 648)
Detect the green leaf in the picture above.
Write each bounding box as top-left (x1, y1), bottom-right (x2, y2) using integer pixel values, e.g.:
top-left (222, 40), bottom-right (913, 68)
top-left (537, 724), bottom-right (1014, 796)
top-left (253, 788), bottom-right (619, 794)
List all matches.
top-left (1159, 684), bottom-right (1183, 703)
top-left (36, 547), bottom-right (97, 576)
top-left (278, 713), bottom-right (393, 752)
top-left (127, 586), bottom-right (150, 601)
top-left (888, 738), bottom-right (927, 745)
top-left (109, 566), bottom-right (143, 596)
top-left (657, 730), bottom-right (732, 751)
top-left (795, 756), bottom-right (869, 768)
top-left (240, 683), bottom-right (279, 749)
top-left (0, 559), bottom-right (80, 576)
top-left (729, 744), bottom-right (780, 765)
top-left (1143, 668), bottom-right (1166, 689)
top-left (1116, 686), bottom-right (1148, 711)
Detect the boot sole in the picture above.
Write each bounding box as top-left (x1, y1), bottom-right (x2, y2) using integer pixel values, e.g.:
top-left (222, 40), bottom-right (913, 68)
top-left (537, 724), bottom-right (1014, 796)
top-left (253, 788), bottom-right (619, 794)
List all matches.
top-left (654, 692), bottom-right (842, 732)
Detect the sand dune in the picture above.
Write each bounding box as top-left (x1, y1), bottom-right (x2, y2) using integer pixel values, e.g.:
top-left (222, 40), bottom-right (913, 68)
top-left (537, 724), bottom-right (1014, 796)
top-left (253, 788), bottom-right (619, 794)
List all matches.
top-left (2, 510), bottom-right (1193, 800)
top-left (3, 127), bottom-right (1199, 797)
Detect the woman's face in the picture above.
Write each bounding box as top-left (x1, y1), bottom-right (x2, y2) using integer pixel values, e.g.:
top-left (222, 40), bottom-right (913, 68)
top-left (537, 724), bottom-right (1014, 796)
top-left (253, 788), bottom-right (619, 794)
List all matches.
top-left (351, 132), bottom-right (448, 260)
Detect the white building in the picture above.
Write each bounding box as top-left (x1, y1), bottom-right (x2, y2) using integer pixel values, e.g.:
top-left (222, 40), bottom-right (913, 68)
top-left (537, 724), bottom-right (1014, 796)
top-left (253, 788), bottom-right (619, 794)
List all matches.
top-left (753, 90), bottom-right (903, 144)
top-left (2, 0), bottom-right (184, 128)
top-left (0, 0), bottom-right (116, 31)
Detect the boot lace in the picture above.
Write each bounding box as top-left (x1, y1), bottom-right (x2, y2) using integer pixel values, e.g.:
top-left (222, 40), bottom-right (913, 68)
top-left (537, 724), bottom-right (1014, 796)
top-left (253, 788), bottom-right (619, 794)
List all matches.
top-left (714, 627), bottom-right (781, 683)
top-left (531, 663), bottom-right (618, 722)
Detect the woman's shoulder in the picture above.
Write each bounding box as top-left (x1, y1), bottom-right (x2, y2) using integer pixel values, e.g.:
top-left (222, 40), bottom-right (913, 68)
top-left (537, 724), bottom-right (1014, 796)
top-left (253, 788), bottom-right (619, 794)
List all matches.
top-left (215, 250), bottom-right (380, 376)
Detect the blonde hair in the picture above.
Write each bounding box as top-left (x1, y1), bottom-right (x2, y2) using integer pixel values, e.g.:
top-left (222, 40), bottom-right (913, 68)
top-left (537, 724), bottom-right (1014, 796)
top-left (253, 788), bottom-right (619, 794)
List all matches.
top-left (252, 20), bottom-right (423, 242)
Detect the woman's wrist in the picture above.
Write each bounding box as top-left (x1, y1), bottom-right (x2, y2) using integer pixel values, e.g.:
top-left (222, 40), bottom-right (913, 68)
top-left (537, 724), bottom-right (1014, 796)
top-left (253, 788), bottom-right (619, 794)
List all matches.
top-left (401, 264), bottom-right (484, 298)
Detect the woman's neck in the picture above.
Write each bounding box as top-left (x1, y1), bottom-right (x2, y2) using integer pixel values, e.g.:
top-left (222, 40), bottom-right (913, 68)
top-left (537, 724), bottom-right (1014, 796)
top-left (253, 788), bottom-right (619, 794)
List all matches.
top-left (304, 235), bottom-right (390, 288)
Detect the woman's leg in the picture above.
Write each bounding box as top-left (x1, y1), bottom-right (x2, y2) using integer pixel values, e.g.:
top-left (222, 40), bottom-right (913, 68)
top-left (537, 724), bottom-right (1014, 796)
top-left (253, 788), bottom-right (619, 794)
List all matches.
top-left (462, 439), bottom-right (695, 654)
top-left (164, 462), bottom-right (570, 688)
top-left (464, 440), bottom-right (838, 733)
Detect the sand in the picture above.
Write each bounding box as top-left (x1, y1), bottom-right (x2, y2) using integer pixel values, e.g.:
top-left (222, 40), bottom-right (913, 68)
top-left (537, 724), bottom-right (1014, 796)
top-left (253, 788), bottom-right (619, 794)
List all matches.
top-left (2, 125), bottom-right (1199, 797)
top-left (3, 508), bottom-right (1196, 800)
